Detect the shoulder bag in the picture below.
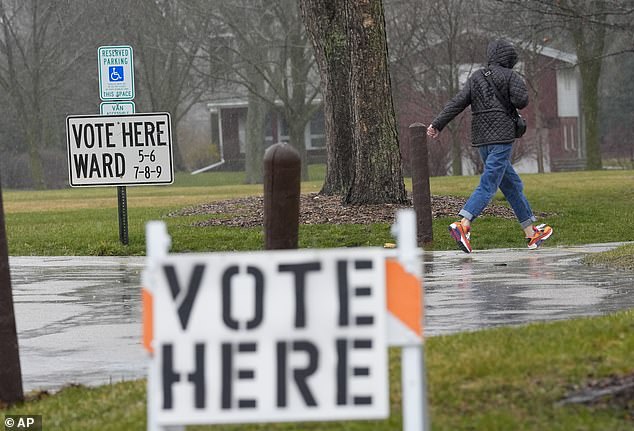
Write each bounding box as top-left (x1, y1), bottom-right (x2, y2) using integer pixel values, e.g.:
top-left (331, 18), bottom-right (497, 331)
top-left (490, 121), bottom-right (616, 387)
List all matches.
top-left (483, 69), bottom-right (527, 138)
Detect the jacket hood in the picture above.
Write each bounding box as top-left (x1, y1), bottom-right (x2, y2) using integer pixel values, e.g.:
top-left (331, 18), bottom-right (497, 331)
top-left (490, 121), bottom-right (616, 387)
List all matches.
top-left (487, 39), bottom-right (518, 69)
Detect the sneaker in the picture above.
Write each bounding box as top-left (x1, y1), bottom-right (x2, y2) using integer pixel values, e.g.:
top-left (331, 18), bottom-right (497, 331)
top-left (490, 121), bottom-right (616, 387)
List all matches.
top-left (527, 224), bottom-right (553, 249)
top-left (449, 221), bottom-right (472, 253)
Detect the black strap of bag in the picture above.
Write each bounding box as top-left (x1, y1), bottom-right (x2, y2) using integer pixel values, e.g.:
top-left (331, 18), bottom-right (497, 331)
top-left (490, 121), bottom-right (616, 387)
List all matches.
top-left (483, 68), bottom-right (526, 137)
top-left (482, 68), bottom-right (516, 116)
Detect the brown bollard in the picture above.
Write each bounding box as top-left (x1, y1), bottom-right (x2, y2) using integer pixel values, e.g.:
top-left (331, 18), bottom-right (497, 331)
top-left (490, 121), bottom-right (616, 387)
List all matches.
top-left (0, 179), bottom-right (24, 405)
top-left (409, 123), bottom-right (433, 247)
top-left (264, 143), bottom-right (301, 250)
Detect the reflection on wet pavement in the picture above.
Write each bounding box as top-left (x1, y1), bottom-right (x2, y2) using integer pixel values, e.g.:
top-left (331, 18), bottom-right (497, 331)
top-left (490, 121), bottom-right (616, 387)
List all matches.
top-left (9, 243), bottom-right (634, 392)
top-left (11, 256), bottom-right (146, 393)
top-left (423, 243), bottom-right (634, 335)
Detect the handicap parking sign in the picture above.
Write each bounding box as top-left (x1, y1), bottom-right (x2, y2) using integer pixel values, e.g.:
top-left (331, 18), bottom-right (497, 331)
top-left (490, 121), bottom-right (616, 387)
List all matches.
top-left (109, 66), bottom-right (124, 82)
top-left (98, 45), bottom-right (134, 101)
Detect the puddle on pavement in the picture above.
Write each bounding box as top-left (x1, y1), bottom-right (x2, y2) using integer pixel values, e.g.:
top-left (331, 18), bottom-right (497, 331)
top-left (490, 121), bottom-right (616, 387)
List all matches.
top-left (422, 245), bottom-right (634, 336)
top-left (11, 257), bottom-right (145, 392)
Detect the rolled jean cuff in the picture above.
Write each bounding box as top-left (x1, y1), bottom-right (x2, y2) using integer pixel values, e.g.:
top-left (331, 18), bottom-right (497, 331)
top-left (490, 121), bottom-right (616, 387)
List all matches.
top-left (458, 209), bottom-right (475, 221)
top-left (520, 216), bottom-right (537, 229)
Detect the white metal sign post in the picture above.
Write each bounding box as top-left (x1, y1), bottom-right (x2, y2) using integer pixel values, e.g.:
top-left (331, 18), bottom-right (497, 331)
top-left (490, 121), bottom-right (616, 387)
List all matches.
top-left (391, 210), bottom-right (430, 431)
top-left (142, 209), bottom-right (429, 431)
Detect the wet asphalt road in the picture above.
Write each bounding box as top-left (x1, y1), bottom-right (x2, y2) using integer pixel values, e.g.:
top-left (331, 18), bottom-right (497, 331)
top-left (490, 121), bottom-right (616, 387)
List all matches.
top-left (9, 242), bottom-right (634, 393)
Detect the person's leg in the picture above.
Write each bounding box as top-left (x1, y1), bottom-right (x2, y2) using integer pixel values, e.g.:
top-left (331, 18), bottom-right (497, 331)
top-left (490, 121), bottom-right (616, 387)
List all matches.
top-left (460, 144), bottom-right (513, 221)
top-left (498, 155), bottom-right (553, 248)
top-left (450, 144), bottom-right (512, 253)
top-left (497, 158), bottom-right (536, 230)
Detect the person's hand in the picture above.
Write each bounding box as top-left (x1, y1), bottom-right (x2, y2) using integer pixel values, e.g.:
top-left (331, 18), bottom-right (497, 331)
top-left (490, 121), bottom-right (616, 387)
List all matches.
top-left (427, 125), bottom-right (439, 139)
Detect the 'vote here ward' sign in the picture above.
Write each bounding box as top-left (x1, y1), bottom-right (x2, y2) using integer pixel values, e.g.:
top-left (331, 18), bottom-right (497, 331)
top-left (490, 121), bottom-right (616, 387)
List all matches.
top-left (66, 113), bottom-right (174, 187)
top-left (144, 248), bottom-right (389, 425)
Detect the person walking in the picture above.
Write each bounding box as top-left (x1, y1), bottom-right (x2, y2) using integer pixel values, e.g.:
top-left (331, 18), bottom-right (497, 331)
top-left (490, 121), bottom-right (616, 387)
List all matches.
top-left (426, 39), bottom-right (552, 253)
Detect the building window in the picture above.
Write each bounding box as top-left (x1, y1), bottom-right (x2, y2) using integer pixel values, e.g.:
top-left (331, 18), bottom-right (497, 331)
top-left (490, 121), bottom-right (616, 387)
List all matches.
top-left (556, 68), bottom-right (579, 117)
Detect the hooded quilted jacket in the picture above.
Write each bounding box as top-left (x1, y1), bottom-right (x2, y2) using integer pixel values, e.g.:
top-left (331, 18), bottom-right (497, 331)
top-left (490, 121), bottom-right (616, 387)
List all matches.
top-left (431, 39), bottom-right (529, 146)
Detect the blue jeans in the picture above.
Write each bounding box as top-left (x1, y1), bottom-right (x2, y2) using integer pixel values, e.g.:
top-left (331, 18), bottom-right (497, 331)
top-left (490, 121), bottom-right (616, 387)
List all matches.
top-left (459, 143), bottom-right (536, 229)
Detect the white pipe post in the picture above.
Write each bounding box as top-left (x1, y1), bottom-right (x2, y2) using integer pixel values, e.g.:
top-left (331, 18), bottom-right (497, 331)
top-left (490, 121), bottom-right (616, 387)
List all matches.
top-left (391, 209), bottom-right (430, 431)
top-left (143, 222), bottom-right (181, 431)
top-left (191, 108), bottom-right (226, 175)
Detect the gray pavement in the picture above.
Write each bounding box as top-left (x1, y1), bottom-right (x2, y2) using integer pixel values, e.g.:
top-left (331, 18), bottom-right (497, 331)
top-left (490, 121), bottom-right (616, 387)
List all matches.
top-left (422, 243), bottom-right (634, 335)
top-left (9, 243), bottom-right (634, 393)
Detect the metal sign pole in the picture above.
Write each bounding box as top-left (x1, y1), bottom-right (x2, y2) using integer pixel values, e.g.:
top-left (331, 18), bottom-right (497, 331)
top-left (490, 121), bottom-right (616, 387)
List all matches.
top-left (392, 209), bottom-right (430, 431)
top-left (117, 185), bottom-right (129, 245)
top-left (98, 45), bottom-right (135, 246)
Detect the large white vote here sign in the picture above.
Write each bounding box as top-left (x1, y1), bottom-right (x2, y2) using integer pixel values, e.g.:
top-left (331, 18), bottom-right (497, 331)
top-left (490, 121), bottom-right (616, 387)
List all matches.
top-left (147, 248), bottom-right (389, 425)
top-left (66, 113), bottom-right (174, 187)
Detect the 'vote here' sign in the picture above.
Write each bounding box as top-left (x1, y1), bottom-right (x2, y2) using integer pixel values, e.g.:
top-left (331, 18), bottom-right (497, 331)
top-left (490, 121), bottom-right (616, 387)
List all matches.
top-left (146, 248), bottom-right (389, 425)
top-left (66, 113), bottom-right (174, 187)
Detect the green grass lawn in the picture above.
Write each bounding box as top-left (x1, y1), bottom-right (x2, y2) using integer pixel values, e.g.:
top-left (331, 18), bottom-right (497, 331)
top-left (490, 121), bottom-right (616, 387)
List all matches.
top-left (3, 168), bottom-right (634, 256)
top-left (584, 243), bottom-right (634, 270)
top-left (3, 310), bottom-right (633, 430)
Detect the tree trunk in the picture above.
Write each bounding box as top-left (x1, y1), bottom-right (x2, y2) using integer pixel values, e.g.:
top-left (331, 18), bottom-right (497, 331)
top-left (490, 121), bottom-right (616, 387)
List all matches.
top-left (170, 128), bottom-right (185, 172)
top-left (288, 119), bottom-right (309, 181)
top-left (23, 96), bottom-right (46, 189)
top-left (345, 0), bottom-right (408, 204)
top-left (286, 17), bottom-right (311, 182)
top-left (570, 0), bottom-right (605, 171)
top-left (449, 126), bottom-right (463, 176)
top-left (3, 4), bottom-right (46, 189)
top-left (27, 142), bottom-right (45, 189)
top-left (534, 86), bottom-right (546, 174)
top-left (579, 60), bottom-right (603, 170)
top-left (245, 94), bottom-right (267, 184)
top-left (299, 0), bottom-right (354, 195)
top-left (447, 46), bottom-right (463, 176)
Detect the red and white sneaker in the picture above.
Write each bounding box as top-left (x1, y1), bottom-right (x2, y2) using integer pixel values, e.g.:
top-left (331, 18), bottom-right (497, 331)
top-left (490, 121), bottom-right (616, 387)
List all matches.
top-left (448, 221), bottom-right (472, 253)
top-left (527, 224), bottom-right (553, 249)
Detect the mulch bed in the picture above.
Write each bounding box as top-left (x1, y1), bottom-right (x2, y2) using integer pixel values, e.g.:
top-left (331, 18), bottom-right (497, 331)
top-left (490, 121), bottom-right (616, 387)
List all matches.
top-left (170, 193), bottom-right (525, 228)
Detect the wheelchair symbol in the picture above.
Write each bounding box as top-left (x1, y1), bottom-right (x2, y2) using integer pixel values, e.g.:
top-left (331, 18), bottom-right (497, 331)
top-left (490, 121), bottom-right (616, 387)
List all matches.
top-left (109, 66), bottom-right (124, 82)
